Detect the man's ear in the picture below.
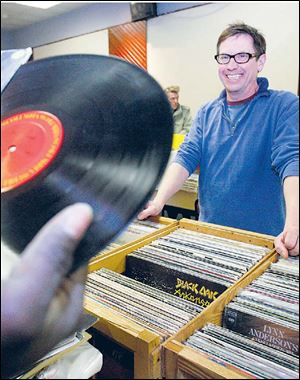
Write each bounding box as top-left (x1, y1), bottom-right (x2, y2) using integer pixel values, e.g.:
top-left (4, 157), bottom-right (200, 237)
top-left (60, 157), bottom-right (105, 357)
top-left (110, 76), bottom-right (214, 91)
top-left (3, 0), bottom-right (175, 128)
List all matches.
top-left (257, 53), bottom-right (266, 73)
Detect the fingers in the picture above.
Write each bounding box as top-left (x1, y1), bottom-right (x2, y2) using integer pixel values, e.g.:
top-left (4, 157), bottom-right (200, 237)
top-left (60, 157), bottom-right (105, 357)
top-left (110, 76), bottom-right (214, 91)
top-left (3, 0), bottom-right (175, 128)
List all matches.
top-left (137, 201), bottom-right (150, 220)
top-left (274, 231), bottom-right (299, 258)
top-left (137, 208), bottom-right (153, 220)
top-left (284, 231), bottom-right (299, 254)
top-left (10, 203), bottom-right (93, 313)
top-left (287, 238), bottom-right (299, 256)
top-left (69, 261), bottom-right (88, 285)
top-left (274, 233), bottom-right (289, 259)
top-left (42, 265), bottom-right (88, 341)
top-left (137, 201), bottom-right (161, 220)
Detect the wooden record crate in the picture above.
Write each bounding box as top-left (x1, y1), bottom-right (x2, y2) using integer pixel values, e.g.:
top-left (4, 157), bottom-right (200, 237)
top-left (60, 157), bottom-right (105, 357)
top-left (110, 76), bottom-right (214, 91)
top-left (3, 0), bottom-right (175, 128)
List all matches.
top-left (85, 218), bottom-right (276, 379)
top-left (161, 220), bottom-right (277, 379)
top-left (88, 215), bottom-right (177, 267)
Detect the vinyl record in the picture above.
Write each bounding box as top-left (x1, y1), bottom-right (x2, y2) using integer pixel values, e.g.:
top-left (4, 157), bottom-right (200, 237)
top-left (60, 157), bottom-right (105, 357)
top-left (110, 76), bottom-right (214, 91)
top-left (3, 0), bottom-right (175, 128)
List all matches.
top-left (1, 54), bottom-right (173, 272)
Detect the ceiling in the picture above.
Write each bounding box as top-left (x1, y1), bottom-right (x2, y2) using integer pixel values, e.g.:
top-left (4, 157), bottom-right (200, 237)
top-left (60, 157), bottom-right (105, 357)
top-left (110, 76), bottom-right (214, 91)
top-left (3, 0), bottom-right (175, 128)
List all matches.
top-left (1, 2), bottom-right (89, 31)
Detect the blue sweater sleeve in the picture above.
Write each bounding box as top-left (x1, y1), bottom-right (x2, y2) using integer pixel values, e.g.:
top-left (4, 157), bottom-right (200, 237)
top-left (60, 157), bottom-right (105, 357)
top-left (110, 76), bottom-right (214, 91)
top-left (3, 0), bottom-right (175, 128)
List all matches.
top-left (174, 107), bottom-right (203, 175)
top-left (271, 92), bottom-right (299, 183)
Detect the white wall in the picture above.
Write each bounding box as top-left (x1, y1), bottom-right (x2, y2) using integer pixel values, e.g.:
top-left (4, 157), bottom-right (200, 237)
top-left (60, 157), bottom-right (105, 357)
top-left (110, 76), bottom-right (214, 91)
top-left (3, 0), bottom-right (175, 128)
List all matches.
top-left (1, 3), bottom-right (204, 50)
top-left (33, 29), bottom-right (109, 60)
top-left (147, 2), bottom-right (299, 117)
top-left (6, 3), bottom-right (131, 50)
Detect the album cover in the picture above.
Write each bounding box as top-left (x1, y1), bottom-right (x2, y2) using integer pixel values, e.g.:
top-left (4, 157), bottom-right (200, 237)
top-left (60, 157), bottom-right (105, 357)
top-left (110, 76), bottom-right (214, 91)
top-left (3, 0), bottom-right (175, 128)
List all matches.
top-left (223, 306), bottom-right (299, 356)
top-left (185, 323), bottom-right (299, 378)
top-left (125, 255), bottom-right (227, 307)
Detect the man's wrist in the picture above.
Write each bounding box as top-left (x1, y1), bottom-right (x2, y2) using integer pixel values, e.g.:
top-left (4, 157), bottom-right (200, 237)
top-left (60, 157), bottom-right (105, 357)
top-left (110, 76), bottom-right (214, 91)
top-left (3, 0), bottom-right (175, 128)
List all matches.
top-left (153, 197), bottom-right (165, 211)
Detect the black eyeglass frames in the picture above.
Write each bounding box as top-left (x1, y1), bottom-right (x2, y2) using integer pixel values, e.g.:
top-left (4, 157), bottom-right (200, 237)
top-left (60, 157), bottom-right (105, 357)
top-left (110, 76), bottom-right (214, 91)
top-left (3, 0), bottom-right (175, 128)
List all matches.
top-left (214, 52), bottom-right (259, 64)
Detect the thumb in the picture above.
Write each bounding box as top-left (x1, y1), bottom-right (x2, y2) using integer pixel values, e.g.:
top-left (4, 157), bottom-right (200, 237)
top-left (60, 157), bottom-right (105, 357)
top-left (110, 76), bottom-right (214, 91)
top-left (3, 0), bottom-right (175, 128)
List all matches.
top-left (12, 203), bottom-right (93, 305)
top-left (274, 232), bottom-right (289, 259)
top-left (283, 231), bottom-right (298, 251)
top-left (137, 208), bottom-right (152, 220)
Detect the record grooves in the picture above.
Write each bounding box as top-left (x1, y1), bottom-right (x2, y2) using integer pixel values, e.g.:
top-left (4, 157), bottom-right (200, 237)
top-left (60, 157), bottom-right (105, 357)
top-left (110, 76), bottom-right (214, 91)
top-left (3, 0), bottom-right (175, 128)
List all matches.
top-left (1, 54), bottom-right (173, 272)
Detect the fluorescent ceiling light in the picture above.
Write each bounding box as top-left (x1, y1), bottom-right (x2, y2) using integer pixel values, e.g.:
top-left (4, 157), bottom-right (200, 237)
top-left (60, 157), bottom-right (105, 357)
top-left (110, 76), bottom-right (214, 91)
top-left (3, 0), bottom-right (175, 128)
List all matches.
top-left (13, 1), bottom-right (62, 9)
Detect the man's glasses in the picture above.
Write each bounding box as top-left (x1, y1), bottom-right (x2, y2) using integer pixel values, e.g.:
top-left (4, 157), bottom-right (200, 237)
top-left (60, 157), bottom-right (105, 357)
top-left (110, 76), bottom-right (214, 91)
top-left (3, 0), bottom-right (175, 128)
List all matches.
top-left (214, 52), bottom-right (259, 65)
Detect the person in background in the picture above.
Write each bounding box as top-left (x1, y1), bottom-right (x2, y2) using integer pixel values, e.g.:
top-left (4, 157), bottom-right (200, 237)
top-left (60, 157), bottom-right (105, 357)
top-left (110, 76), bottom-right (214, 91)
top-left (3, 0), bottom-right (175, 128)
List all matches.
top-left (1, 203), bottom-right (93, 378)
top-left (165, 85), bottom-right (193, 134)
top-left (139, 22), bottom-right (299, 259)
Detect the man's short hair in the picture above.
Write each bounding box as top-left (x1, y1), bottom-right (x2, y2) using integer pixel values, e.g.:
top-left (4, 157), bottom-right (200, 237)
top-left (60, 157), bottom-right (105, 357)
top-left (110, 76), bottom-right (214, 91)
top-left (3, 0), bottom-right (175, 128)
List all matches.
top-left (165, 85), bottom-right (180, 94)
top-left (217, 22), bottom-right (266, 57)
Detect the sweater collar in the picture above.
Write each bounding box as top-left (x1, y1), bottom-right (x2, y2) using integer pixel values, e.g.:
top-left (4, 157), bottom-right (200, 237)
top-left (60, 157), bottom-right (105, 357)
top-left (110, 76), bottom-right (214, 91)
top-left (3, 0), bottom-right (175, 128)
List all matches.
top-left (218, 77), bottom-right (270, 103)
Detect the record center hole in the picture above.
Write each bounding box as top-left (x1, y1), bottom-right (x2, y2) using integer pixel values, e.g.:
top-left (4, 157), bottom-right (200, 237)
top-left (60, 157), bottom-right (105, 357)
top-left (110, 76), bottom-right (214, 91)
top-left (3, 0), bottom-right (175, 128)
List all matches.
top-left (9, 145), bottom-right (17, 153)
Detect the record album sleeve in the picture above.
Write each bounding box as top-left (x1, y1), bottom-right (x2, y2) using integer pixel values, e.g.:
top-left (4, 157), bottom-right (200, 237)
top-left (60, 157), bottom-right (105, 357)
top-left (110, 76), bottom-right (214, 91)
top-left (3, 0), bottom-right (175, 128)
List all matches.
top-left (125, 255), bottom-right (227, 307)
top-left (223, 307), bottom-right (299, 356)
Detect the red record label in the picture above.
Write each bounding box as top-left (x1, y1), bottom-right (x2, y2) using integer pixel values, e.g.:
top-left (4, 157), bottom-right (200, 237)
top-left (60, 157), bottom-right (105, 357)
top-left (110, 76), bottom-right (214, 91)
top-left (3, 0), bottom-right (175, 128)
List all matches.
top-left (1, 110), bottom-right (64, 192)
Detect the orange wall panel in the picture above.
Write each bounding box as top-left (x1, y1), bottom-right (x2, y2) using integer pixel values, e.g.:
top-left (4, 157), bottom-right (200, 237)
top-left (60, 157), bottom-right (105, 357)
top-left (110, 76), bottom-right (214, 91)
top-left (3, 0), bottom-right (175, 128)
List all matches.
top-left (109, 21), bottom-right (147, 70)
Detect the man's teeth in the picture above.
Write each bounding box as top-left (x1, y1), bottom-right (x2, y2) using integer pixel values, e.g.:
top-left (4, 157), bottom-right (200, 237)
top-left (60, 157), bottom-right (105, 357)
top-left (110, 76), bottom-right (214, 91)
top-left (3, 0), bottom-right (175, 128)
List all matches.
top-left (227, 74), bottom-right (241, 80)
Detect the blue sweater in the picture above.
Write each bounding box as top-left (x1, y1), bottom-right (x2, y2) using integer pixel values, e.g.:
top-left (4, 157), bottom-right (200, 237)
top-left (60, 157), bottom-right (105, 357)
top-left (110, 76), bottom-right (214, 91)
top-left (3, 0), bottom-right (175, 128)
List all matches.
top-left (174, 78), bottom-right (299, 236)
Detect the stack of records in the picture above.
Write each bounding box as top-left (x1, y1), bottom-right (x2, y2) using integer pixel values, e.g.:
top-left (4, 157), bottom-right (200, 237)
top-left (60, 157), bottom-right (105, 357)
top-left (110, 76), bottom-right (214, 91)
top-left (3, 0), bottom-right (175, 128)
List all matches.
top-left (117, 219), bottom-right (164, 245)
top-left (184, 323), bottom-right (299, 379)
top-left (125, 229), bottom-right (270, 307)
top-left (85, 268), bottom-right (203, 341)
top-left (181, 172), bottom-right (198, 193)
top-left (223, 256), bottom-right (299, 356)
top-left (93, 218), bottom-right (167, 257)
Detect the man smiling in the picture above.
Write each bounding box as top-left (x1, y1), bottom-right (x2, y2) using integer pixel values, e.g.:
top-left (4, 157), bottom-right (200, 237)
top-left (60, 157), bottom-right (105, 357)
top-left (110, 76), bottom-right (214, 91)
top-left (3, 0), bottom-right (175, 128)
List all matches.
top-left (139, 22), bottom-right (299, 259)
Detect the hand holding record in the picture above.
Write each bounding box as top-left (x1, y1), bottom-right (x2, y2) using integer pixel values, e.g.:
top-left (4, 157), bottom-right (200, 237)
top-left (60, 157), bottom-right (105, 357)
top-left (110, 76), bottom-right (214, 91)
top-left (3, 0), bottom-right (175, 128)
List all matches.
top-left (1, 54), bottom-right (173, 272)
top-left (1, 203), bottom-right (93, 378)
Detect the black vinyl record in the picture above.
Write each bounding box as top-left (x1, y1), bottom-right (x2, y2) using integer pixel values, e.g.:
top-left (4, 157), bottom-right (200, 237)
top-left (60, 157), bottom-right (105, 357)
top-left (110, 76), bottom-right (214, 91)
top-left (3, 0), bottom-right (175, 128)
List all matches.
top-left (1, 54), bottom-right (173, 272)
